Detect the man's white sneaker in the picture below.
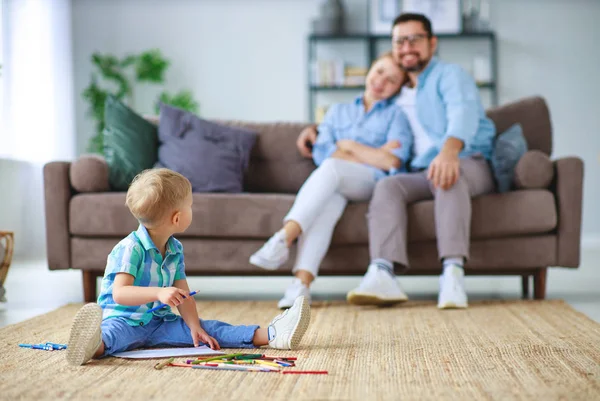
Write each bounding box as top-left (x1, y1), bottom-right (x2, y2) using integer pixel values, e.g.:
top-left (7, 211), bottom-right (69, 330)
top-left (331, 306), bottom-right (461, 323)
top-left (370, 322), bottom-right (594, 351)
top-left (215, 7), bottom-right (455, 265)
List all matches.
top-left (346, 264), bottom-right (408, 306)
top-left (249, 230), bottom-right (289, 270)
top-left (66, 303), bottom-right (103, 366)
top-left (437, 264), bottom-right (468, 309)
top-left (278, 278), bottom-right (311, 309)
top-left (268, 295), bottom-right (311, 350)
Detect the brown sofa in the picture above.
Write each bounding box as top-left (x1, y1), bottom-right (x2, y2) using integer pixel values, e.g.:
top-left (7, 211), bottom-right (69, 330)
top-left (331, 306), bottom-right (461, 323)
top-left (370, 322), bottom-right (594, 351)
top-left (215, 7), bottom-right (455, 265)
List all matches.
top-left (43, 96), bottom-right (584, 302)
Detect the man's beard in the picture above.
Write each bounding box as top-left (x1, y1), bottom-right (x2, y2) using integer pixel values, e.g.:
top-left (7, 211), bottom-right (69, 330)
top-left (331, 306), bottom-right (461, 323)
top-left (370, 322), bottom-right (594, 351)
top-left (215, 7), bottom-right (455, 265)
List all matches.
top-left (400, 54), bottom-right (429, 73)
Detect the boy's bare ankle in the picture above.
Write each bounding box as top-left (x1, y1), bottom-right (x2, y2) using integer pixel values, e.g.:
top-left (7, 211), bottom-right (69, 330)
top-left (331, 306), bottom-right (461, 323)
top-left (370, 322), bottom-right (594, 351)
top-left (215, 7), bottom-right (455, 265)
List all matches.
top-left (93, 342), bottom-right (105, 359)
top-left (252, 328), bottom-right (269, 347)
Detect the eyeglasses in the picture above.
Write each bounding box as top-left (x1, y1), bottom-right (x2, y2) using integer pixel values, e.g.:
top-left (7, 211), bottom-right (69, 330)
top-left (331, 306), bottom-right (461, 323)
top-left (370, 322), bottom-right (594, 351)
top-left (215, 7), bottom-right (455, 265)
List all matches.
top-left (392, 34), bottom-right (429, 47)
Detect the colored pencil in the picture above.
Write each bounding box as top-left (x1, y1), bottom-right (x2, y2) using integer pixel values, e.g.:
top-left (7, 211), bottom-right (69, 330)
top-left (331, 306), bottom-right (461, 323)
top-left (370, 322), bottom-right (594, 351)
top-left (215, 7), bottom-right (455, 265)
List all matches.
top-left (281, 370), bottom-right (328, 375)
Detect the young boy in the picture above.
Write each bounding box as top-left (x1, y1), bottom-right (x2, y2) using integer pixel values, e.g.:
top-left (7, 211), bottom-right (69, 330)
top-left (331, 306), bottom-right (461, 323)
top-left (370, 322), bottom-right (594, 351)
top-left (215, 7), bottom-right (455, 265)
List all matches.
top-left (66, 168), bottom-right (311, 366)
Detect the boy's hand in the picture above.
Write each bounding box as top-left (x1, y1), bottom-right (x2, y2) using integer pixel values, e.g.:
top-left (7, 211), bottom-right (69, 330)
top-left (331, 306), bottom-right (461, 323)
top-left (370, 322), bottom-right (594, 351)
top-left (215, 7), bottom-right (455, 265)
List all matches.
top-left (190, 326), bottom-right (221, 350)
top-left (157, 287), bottom-right (189, 307)
top-left (381, 140), bottom-right (401, 153)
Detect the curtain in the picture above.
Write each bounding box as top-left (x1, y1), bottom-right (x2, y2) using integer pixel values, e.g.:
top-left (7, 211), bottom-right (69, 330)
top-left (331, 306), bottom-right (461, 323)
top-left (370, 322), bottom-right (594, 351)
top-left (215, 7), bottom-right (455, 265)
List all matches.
top-left (0, 0), bottom-right (75, 259)
top-left (1, 0), bottom-right (75, 162)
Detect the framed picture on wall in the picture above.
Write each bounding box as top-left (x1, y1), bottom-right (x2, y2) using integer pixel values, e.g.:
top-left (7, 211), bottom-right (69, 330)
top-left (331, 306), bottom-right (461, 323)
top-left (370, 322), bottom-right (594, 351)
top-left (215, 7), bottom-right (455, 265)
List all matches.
top-left (369, 0), bottom-right (400, 34)
top-left (402, 0), bottom-right (462, 34)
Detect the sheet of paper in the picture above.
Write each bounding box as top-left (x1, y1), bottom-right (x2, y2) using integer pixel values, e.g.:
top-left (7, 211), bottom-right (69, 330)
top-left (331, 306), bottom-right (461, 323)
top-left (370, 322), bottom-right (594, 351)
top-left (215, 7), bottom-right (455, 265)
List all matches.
top-left (113, 346), bottom-right (225, 359)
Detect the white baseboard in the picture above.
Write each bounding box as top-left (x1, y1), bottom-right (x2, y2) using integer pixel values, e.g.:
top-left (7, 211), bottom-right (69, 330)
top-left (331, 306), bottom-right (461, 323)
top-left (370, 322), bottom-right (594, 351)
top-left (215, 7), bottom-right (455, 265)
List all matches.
top-left (582, 234), bottom-right (600, 250)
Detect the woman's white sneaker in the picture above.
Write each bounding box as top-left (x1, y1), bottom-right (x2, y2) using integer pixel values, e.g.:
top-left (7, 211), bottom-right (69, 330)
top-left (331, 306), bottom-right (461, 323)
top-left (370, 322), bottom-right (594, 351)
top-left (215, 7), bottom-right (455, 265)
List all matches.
top-left (249, 230), bottom-right (289, 270)
top-left (277, 278), bottom-right (311, 309)
top-left (268, 296), bottom-right (311, 350)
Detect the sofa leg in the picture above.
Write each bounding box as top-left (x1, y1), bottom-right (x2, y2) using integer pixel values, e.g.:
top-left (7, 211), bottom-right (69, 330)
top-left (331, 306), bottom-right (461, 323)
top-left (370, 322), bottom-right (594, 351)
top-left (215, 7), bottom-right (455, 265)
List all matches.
top-left (82, 270), bottom-right (98, 303)
top-left (521, 275), bottom-right (530, 299)
top-left (533, 268), bottom-right (547, 300)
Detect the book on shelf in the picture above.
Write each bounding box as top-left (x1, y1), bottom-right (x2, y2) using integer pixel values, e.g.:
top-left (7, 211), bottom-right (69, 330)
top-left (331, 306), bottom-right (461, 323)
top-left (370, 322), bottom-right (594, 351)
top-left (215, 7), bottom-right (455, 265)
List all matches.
top-left (311, 59), bottom-right (367, 88)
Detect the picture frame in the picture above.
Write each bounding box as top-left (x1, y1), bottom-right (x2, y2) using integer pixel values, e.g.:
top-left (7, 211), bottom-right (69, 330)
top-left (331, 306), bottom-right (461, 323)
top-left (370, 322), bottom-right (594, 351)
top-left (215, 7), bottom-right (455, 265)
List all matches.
top-left (401, 0), bottom-right (462, 34)
top-left (368, 0), bottom-right (400, 34)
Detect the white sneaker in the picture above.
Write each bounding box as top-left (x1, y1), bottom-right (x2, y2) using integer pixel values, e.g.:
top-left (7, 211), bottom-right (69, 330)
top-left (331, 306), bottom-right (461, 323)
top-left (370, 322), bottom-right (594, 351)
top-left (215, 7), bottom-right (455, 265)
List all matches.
top-left (438, 264), bottom-right (468, 309)
top-left (278, 278), bottom-right (311, 309)
top-left (346, 264), bottom-right (409, 306)
top-left (268, 295), bottom-right (311, 350)
top-left (249, 230), bottom-right (289, 270)
top-left (66, 303), bottom-right (103, 366)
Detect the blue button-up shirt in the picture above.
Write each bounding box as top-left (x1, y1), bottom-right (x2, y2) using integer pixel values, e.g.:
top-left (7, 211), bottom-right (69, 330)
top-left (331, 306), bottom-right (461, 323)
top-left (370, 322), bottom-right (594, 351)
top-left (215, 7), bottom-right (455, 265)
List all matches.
top-left (97, 225), bottom-right (187, 326)
top-left (312, 95), bottom-right (413, 180)
top-left (406, 57), bottom-right (496, 169)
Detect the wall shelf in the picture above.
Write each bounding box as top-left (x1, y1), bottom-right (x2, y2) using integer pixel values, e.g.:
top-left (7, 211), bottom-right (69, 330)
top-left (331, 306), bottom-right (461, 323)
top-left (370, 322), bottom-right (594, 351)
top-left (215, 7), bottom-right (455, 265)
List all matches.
top-left (308, 31), bottom-right (498, 122)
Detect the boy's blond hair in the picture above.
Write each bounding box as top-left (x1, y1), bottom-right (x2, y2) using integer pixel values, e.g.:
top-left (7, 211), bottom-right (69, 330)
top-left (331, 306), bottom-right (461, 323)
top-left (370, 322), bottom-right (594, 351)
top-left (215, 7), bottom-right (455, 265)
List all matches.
top-left (125, 168), bottom-right (192, 226)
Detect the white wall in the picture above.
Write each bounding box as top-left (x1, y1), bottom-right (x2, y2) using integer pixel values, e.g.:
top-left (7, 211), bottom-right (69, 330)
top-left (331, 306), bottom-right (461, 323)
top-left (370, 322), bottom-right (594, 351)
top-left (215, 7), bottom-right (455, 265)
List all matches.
top-left (491, 0), bottom-right (600, 241)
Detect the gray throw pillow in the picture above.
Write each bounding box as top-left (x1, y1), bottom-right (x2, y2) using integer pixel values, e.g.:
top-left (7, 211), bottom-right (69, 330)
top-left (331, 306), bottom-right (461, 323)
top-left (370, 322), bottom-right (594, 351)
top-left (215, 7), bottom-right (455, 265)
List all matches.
top-left (490, 123), bottom-right (528, 193)
top-left (156, 104), bottom-right (257, 193)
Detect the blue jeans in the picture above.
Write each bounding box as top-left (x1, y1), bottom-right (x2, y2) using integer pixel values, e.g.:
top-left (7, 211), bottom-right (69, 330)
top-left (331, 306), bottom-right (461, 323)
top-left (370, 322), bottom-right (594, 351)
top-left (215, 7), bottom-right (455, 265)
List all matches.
top-left (100, 316), bottom-right (260, 356)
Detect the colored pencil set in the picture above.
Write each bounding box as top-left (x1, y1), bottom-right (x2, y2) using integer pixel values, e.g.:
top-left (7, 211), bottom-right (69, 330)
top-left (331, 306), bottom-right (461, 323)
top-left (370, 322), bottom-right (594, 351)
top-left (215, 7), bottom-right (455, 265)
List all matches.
top-left (153, 353), bottom-right (328, 375)
top-left (19, 342), bottom-right (67, 351)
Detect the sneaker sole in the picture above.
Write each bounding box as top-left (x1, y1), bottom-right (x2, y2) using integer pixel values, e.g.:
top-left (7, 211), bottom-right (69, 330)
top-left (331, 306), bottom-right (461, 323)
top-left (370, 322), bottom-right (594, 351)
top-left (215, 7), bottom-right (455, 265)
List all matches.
top-left (249, 254), bottom-right (284, 271)
top-left (346, 292), bottom-right (408, 306)
top-left (437, 301), bottom-right (468, 309)
top-left (66, 303), bottom-right (103, 366)
top-left (288, 297), bottom-right (311, 350)
top-left (278, 300), bottom-right (312, 310)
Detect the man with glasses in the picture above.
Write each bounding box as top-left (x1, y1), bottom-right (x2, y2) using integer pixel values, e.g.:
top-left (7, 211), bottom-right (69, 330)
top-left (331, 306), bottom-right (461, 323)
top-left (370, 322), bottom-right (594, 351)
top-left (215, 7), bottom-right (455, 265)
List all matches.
top-left (296, 13), bottom-right (496, 309)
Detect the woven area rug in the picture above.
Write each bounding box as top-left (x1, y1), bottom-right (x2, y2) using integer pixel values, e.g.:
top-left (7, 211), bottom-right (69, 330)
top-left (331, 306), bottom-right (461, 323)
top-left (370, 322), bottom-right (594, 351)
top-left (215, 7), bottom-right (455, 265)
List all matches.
top-left (1, 300), bottom-right (599, 400)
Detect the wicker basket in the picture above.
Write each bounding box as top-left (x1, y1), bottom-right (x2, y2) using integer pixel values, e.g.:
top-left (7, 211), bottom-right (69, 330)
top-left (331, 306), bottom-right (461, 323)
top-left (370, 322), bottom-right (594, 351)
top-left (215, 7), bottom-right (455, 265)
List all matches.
top-left (0, 231), bottom-right (14, 302)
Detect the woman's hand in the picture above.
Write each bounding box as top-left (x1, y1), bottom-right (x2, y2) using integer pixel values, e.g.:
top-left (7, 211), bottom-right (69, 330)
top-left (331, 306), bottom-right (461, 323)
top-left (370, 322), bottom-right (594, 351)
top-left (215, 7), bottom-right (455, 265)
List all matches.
top-left (190, 326), bottom-right (221, 350)
top-left (296, 125), bottom-right (318, 158)
top-left (336, 139), bottom-right (357, 152)
top-left (380, 140), bottom-right (401, 153)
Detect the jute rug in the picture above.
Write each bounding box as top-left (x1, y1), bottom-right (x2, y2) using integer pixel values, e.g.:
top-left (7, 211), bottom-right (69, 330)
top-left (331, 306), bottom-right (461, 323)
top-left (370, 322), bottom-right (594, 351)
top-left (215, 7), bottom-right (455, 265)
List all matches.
top-left (1, 300), bottom-right (599, 401)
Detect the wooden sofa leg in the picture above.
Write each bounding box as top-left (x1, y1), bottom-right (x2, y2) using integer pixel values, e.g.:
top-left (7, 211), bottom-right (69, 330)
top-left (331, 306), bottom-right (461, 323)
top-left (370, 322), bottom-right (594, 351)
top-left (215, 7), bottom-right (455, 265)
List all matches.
top-left (533, 268), bottom-right (548, 300)
top-left (521, 275), bottom-right (530, 299)
top-left (82, 271), bottom-right (98, 303)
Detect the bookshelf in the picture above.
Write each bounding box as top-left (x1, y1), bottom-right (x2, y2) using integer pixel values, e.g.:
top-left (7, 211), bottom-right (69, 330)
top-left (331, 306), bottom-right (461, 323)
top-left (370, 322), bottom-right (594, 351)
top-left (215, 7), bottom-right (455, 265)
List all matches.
top-left (307, 31), bottom-right (497, 122)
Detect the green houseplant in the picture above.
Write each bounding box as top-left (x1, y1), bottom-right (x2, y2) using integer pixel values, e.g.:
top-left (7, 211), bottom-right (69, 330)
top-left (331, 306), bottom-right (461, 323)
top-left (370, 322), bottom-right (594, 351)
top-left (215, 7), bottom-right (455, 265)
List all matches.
top-left (82, 49), bottom-right (199, 154)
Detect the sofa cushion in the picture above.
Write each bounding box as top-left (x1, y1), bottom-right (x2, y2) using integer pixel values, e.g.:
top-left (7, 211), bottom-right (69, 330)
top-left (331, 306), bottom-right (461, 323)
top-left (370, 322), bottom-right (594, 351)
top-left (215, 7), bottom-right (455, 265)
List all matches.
top-left (490, 123), bottom-right (528, 193)
top-left (213, 121), bottom-right (317, 194)
top-left (70, 190), bottom-right (557, 243)
top-left (156, 104), bottom-right (258, 193)
top-left (71, 236), bottom-right (557, 274)
top-left (103, 95), bottom-right (158, 191)
top-left (486, 96), bottom-right (552, 156)
top-left (513, 150), bottom-right (554, 189)
top-left (70, 154), bottom-right (110, 193)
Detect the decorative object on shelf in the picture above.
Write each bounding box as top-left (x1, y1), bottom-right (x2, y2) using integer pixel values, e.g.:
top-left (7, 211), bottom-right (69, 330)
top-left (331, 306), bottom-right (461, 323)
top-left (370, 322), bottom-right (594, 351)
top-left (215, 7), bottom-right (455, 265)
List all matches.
top-left (310, 59), bottom-right (368, 88)
top-left (462, 0), bottom-right (491, 32)
top-left (312, 0), bottom-right (346, 35)
top-left (472, 55), bottom-right (492, 85)
top-left (369, 0), bottom-right (399, 34)
top-left (402, 0), bottom-right (462, 34)
top-left (82, 49), bottom-right (200, 154)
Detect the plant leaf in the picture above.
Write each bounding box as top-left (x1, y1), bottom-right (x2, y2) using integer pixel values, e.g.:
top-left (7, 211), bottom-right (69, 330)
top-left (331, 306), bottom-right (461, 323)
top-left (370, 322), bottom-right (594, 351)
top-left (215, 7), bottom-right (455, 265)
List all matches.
top-left (136, 49), bottom-right (169, 83)
top-left (155, 90), bottom-right (200, 115)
